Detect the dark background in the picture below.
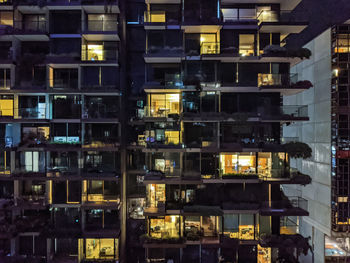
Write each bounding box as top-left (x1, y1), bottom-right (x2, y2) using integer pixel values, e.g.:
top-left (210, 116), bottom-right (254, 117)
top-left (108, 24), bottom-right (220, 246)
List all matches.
top-left (287, 0), bottom-right (350, 47)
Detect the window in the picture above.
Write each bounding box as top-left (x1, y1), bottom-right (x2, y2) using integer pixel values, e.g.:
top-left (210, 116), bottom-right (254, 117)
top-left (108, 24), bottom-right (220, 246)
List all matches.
top-left (85, 180), bottom-right (119, 202)
top-left (145, 11), bottom-right (166, 23)
top-left (147, 93), bottom-right (180, 117)
top-left (87, 14), bottom-right (118, 31)
top-left (220, 153), bottom-right (256, 175)
top-left (81, 238), bottom-right (118, 260)
top-left (149, 216), bottom-right (180, 239)
top-left (200, 34), bottom-right (219, 54)
top-left (52, 123), bottom-right (80, 144)
top-left (146, 184), bottom-right (165, 208)
top-left (335, 34), bottom-right (350, 53)
top-left (239, 34), bottom-right (255, 56)
top-left (0, 11), bottom-right (12, 26)
top-left (0, 95), bottom-right (13, 116)
top-left (0, 68), bottom-right (10, 89)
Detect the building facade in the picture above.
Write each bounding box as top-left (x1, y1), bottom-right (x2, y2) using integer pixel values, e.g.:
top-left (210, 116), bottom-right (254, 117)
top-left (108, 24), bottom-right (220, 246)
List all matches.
top-left (283, 20), bottom-right (350, 263)
top-left (125, 0), bottom-right (313, 262)
top-left (0, 0), bottom-right (313, 262)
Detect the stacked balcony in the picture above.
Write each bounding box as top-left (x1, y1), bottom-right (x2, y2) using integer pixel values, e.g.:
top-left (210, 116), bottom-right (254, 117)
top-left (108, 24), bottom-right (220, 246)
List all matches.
top-left (0, 0), bottom-right (121, 262)
top-left (135, 0), bottom-right (312, 262)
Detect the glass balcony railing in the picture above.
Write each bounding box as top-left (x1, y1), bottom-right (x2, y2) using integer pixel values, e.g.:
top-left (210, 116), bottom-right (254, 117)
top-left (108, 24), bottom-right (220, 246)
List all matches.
top-left (258, 73), bottom-right (290, 87)
top-left (87, 20), bottom-right (118, 31)
top-left (49, 78), bottom-right (78, 90)
top-left (200, 42), bottom-right (220, 55)
top-left (144, 11), bottom-right (180, 24)
top-left (81, 45), bottom-right (117, 61)
top-left (257, 10), bottom-right (301, 24)
top-left (143, 106), bottom-right (180, 118)
top-left (13, 20), bottom-right (47, 33)
top-left (18, 107), bottom-right (46, 119)
top-left (144, 11), bottom-right (166, 23)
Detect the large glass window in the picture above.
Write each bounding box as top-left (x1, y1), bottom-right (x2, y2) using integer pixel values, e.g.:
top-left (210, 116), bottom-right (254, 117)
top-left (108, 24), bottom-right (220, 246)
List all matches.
top-left (257, 152), bottom-right (288, 178)
top-left (149, 216), bottom-right (180, 239)
top-left (146, 184), bottom-right (165, 208)
top-left (200, 34), bottom-right (219, 54)
top-left (0, 11), bottom-right (12, 26)
top-left (220, 153), bottom-right (256, 175)
top-left (239, 34), bottom-right (255, 56)
top-left (147, 93), bottom-right (180, 117)
top-left (0, 95), bottom-right (13, 116)
top-left (82, 238), bottom-right (118, 260)
top-left (87, 14), bottom-right (118, 31)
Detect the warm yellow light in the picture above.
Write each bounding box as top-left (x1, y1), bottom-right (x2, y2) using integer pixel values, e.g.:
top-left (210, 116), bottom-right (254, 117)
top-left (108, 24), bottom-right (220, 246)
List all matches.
top-left (200, 37), bottom-right (205, 43)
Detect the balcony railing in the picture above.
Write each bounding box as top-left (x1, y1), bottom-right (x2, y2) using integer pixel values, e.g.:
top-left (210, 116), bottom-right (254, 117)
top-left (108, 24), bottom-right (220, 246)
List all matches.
top-left (81, 46), bottom-right (117, 61)
top-left (257, 10), bottom-right (303, 24)
top-left (144, 11), bottom-right (180, 24)
top-left (144, 11), bottom-right (166, 23)
top-left (261, 196), bottom-right (308, 215)
top-left (13, 20), bottom-right (47, 33)
top-left (258, 73), bottom-right (299, 87)
top-left (87, 20), bottom-right (118, 31)
top-left (258, 105), bottom-right (308, 119)
top-left (50, 78), bottom-right (78, 90)
top-left (143, 106), bottom-right (180, 118)
top-left (200, 42), bottom-right (220, 55)
top-left (18, 107), bottom-right (46, 119)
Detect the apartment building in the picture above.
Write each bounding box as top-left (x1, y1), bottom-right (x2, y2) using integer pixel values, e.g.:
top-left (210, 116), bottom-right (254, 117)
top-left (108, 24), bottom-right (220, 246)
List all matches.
top-left (0, 0), bottom-right (314, 262)
top-left (283, 20), bottom-right (350, 263)
top-left (125, 0), bottom-right (314, 262)
top-left (0, 0), bottom-right (123, 262)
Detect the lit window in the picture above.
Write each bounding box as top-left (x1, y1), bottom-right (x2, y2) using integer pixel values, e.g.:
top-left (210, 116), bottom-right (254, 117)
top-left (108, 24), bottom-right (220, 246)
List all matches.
top-left (145, 11), bottom-right (166, 23)
top-left (81, 238), bottom-right (118, 260)
top-left (334, 36), bottom-right (350, 53)
top-left (149, 216), bottom-right (180, 239)
top-left (82, 44), bottom-right (104, 61)
top-left (239, 34), bottom-right (255, 56)
top-left (200, 34), bottom-right (219, 54)
top-left (0, 95), bottom-right (13, 116)
top-left (220, 153), bottom-right (256, 176)
top-left (148, 93), bottom-right (180, 117)
top-left (257, 245), bottom-right (271, 263)
top-left (146, 184), bottom-right (165, 208)
top-left (0, 12), bottom-right (13, 26)
top-left (165, 130), bottom-right (180, 144)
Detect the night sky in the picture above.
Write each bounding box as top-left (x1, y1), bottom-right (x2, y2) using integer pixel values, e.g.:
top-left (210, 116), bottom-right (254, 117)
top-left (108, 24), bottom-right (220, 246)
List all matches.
top-left (287, 0), bottom-right (350, 48)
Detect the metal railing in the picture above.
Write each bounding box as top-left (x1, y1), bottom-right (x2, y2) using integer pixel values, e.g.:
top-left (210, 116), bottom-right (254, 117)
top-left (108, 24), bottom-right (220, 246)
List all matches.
top-left (200, 42), bottom-right (220, 55)
top-left (258, 73), bottom-right (300, 87)
top-left (87, 20), bottom-right (118, 31)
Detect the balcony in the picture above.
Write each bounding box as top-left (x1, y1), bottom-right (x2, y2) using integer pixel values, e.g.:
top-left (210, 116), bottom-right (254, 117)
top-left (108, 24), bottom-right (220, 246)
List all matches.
top-left (257, 105), bottom-right (309, 122)
top-left (144, 11), bottom-right (181, 29)
top-left (81, 44), bottom-right (118, 62)
top-left (200, 42), bottom-right (220, 55)
top-left (258, 73), bottom-right (313, 95)
top-left (13, 19), bottom-right (48, 37)
top-left (257, 10), bottom-right (308, 35)
top-left (87, 19), bottom-right (118, 32)
top-left (83, 96), bottom-right (120, 121)
top-left (260, 196), bottom-right (308, 216)
top-left (84, 16), bottom-right (119, 41)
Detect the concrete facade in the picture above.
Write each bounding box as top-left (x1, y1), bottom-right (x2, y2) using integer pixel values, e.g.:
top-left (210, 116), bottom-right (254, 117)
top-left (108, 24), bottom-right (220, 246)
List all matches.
top-left (283, 28), bottom-right (333, 263)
